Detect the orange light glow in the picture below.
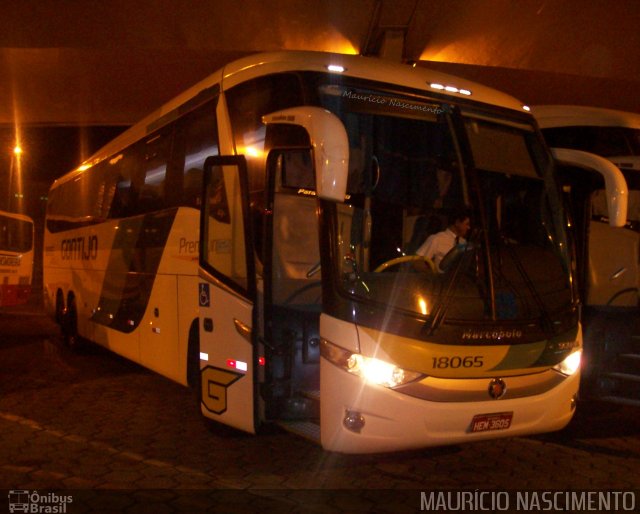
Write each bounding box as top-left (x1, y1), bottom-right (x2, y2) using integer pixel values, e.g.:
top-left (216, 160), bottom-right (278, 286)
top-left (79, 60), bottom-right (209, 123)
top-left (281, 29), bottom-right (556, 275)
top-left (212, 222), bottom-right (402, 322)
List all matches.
top-left (13, 145), bottom-right (22, 156)
top-left (331, 40), bottom-right (359, 56)
top-left (283, 30), bottom-right (358, 56)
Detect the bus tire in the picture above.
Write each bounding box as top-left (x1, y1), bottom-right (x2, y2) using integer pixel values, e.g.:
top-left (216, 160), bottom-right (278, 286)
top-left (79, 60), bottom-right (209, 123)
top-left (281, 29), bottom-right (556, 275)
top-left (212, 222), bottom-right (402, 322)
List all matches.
top-left (55, 289), bottom-right (65, 325)
top-left (62, 293), bottom-right (82, 351)
top-left (187, 319), bottom-right (200, 389)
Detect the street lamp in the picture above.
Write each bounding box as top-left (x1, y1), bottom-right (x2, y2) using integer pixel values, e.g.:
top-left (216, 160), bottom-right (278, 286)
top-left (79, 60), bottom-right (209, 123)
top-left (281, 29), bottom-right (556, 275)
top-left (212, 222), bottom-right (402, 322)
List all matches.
top-left (8, 142), bottom-right (24, 211)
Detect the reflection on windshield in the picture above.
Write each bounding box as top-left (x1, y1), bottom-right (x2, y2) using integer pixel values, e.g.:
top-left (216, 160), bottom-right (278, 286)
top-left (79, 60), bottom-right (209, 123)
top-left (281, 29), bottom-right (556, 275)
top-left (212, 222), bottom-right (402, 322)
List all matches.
top-left (320, 86), bottom-right (573, 324)
top-left (593, 166), bottom-right (640, 226)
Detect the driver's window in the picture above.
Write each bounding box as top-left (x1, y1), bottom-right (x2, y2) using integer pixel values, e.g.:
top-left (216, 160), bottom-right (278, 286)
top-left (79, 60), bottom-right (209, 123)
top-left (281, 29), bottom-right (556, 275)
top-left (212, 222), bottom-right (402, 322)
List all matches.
top-left (203, 159), bottom-right (250, 295)
top-left (271, 152), bottom-right (321, 307)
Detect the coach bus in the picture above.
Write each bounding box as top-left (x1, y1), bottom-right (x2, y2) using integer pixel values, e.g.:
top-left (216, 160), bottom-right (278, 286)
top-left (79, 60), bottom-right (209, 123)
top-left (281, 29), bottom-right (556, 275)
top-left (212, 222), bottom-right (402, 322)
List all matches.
top-left (44, 51), bottom-right (581, 453)
top-left (535, 105), bottom-right (640, 406)
top-left (0, 210), bottom-right (33, 307)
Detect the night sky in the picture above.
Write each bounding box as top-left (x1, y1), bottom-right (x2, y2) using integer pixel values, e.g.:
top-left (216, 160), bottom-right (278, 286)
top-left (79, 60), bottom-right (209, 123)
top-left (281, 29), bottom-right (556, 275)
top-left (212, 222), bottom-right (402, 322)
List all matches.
top-left (0, 125), bottom-right (127, 183)
top-left (0, 125), bottom-right (128, 223)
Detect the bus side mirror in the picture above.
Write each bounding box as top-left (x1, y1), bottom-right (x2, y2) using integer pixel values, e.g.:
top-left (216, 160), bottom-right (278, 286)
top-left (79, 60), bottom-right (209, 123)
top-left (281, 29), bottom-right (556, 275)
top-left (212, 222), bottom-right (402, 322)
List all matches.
top-left (263, 107), bottom-right (349, 202)
top-left (551, 148), bottom-right (628, 228)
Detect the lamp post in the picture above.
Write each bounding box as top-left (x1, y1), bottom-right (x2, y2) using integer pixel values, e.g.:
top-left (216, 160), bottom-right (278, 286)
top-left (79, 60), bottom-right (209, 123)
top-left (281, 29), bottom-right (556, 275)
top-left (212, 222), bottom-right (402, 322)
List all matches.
top-left (8, 143), bottom-right (23, 211)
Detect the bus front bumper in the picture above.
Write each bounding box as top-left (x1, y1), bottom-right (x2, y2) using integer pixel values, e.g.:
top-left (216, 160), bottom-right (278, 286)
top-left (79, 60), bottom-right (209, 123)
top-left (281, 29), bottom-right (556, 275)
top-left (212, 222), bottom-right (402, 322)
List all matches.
top-left (319, 358), bottom-right (579, 454)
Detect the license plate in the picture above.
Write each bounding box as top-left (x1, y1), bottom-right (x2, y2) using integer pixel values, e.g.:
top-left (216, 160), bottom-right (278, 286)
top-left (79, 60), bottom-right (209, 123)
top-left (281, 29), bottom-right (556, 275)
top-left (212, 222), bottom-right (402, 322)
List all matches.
top-left (469, 412), bottom-right (513, 433)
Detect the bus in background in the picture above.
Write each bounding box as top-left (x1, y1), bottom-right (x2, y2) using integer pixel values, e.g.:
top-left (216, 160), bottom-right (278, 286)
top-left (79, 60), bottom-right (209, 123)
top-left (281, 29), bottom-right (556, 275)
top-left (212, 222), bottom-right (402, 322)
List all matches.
top-left (0, 210), bottom-right (34, 308)
top-left (534, 105), bottom-right (640, 406)
top-left (45, 52), bottom-right (581, 453)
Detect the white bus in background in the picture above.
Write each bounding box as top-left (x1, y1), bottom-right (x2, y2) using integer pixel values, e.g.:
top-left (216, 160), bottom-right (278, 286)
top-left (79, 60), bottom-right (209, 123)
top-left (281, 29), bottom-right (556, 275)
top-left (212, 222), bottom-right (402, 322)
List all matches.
top-left (534, 105), bottom-right (640, 406)
top-left (0, 210), bottom-right (33, 308)
top-left (44, 51), bottom-right (582, 453)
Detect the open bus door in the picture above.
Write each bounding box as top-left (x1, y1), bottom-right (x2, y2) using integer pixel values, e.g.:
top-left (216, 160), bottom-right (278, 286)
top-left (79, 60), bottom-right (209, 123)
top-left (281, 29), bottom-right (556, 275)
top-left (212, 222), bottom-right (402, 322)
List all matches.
top-left (198, 155), bottom-right (258, 433)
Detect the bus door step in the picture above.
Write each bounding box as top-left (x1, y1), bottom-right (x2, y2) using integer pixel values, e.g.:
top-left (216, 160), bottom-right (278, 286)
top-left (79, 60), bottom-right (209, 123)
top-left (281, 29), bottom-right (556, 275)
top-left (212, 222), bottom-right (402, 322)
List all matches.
top-left (597, 364), bottom-right (640, 405)
top-left (276, 420), bottom-right (320, 444)
top-left (598, 396), bottom-right (640, 408)
top-left (603, 371), bottom-right (640, 383)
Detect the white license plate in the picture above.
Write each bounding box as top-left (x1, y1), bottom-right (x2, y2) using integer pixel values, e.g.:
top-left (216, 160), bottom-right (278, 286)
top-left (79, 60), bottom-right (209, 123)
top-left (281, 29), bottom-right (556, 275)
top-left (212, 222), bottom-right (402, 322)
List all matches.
top-left (469, 412), bottom-right (513, 433)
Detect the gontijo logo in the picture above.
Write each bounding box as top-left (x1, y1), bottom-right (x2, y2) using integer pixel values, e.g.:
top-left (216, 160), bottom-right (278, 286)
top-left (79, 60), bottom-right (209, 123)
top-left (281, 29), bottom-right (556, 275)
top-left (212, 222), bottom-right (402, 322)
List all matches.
top-left (8, 490), bottom-right (73, 513)
top-left (61, 236), bottom-right (98, 261)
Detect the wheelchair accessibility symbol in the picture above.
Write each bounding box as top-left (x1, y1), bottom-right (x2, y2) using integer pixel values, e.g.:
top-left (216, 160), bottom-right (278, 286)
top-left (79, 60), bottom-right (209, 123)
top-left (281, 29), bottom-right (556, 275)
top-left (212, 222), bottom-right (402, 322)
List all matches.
top-left (199, 283), bottom-right (210, 307)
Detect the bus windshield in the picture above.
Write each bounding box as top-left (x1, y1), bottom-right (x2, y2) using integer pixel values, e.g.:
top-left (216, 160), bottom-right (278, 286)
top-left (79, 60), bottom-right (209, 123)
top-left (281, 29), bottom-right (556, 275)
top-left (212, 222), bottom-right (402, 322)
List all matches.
top-left (317, 83), bottom-right (573, 328)
top-left (0, 213), bottom-right (33, 253)
top-left (542, 126), bottom-right (640, 157)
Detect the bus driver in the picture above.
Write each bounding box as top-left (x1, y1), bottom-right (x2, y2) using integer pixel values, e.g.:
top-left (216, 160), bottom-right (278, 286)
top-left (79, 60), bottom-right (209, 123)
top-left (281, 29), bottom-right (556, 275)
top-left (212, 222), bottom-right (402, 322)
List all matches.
top-left (416, 209), bottom-right (471, 272)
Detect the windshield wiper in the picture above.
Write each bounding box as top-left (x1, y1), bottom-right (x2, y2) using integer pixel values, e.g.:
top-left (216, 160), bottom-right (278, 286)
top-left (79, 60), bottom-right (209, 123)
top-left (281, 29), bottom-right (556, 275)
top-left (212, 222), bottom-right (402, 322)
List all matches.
top-left (500, 239), bottom-right (556, 337)
top-left (426, 229), bottom-right (483, 336)
top-left (426, 230), bottom-right (556, 337)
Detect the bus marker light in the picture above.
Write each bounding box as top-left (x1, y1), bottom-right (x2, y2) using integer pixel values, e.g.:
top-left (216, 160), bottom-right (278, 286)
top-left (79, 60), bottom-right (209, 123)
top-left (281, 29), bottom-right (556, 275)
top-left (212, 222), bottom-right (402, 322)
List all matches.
top-left (327, 65), bottom-right (346, 73)
top-left (258, 356), bottom-right (266, 366)
top-left (200, 352), bottom-right (209, 361)
top-left (227, 359), bottom-right (248, 372)
top-left (430, 83), bottom-right (472, 96)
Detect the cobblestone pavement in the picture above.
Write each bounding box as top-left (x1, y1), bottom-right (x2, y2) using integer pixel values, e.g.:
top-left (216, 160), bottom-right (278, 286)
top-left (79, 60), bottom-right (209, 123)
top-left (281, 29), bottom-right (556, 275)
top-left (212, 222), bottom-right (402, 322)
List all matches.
top-left (1, 306), bottom-right (639, 513)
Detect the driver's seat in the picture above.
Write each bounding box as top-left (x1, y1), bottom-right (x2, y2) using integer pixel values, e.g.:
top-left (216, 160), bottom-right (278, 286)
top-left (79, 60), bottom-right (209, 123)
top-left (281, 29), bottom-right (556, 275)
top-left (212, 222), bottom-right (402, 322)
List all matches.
top-left (405, 214), bottom-right (443, 254)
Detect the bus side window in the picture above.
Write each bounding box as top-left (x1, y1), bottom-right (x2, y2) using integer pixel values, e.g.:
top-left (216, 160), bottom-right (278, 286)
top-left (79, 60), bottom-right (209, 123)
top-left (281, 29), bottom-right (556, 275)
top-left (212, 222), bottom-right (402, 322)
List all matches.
top-left (226, 73), bottom-right (304, 192)
top-left (137, 129), bottom-right (173, 214)
top-left (173, 99), bottom-right (220, 208)
top-left (108, 146), bottom-right (141, 218)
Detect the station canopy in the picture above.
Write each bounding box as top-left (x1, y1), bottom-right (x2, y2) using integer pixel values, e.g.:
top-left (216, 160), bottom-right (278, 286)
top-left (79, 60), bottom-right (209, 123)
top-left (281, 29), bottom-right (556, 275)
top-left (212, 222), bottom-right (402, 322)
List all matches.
top-left (1, 0), bottom-right (639, 126)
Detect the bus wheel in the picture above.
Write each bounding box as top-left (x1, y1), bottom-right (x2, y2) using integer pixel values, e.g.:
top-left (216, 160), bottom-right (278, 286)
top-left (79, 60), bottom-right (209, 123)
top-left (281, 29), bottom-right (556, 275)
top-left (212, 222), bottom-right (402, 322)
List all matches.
top-left (55, 289), bottom-right (65, 325)
top-left (187, 319), bottom-right (200, 389)
top-left (62, 294), bottom-right (82, 350)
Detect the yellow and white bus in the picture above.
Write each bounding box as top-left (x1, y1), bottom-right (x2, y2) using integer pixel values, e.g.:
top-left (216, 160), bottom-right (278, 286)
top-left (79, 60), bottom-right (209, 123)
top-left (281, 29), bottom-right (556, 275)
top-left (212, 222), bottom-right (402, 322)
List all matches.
top-left (44, 51), bottom-right (581, 453)
top-left (0, 210), bottom-right (33, 307)
top-left (535, 105), bottom-right (640, 406)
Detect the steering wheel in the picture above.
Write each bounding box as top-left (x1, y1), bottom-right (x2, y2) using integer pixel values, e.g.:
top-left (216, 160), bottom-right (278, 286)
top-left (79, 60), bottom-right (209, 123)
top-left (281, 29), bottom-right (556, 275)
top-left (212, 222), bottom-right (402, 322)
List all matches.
top-left (282, 280), bottom-right (322, 306)
top-left (374, 255), bottom-right (436, 273)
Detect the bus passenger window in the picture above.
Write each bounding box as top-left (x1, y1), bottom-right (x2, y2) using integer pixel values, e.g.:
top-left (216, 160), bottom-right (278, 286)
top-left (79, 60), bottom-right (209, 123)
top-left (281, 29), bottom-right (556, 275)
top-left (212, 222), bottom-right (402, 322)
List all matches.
top-left (137, 131), bottom-right (172, 213)
top-left (107, 147), bottom-right (140, 218)
top-left (174, 100), bottom-right (219, 208)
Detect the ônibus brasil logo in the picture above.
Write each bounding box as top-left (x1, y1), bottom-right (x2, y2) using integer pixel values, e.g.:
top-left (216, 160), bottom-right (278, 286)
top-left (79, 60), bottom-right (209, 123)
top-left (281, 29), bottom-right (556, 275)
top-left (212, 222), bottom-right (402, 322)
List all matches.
top-left (8, 490), bottom-right (73, 513)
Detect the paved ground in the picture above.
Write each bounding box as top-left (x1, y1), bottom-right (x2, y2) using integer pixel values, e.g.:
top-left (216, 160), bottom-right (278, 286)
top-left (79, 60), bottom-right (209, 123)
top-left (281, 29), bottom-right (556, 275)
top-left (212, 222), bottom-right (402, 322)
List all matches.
top-left (1, 305), bottom-right (639, 513)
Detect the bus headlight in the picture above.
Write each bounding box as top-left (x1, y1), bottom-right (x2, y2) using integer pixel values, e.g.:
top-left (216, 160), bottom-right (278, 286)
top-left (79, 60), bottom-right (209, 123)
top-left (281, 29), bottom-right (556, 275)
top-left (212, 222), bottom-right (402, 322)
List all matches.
top-left (553, 349), bottom-right (582, 376)
top-left (321, 339), bottom-right (424, 388)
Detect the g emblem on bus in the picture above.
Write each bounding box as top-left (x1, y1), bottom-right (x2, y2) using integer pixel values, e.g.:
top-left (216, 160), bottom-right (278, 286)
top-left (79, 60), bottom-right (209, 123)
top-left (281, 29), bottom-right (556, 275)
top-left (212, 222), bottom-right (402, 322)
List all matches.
top-left (200, 366), bottom-right (243, 414)
top-left (488, 378), bottom-right (507, 399)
